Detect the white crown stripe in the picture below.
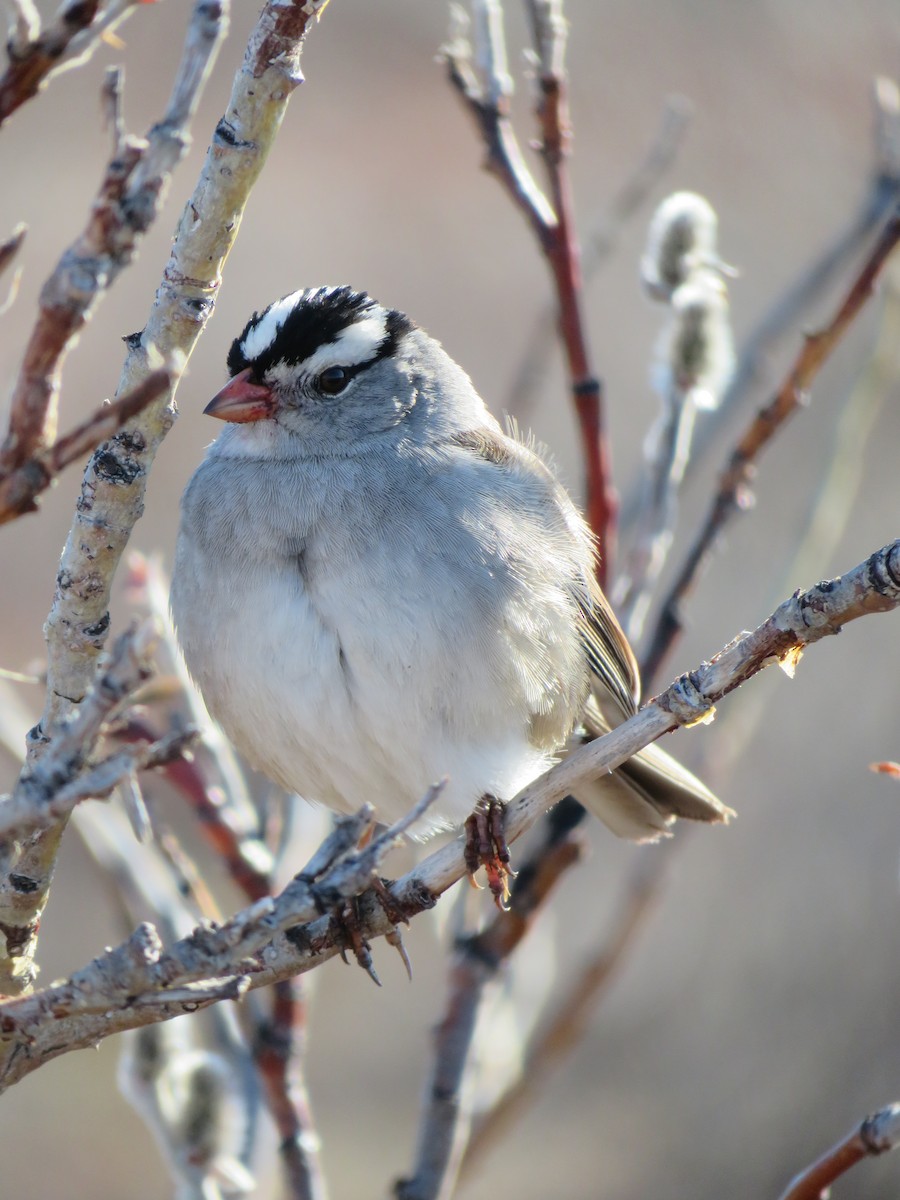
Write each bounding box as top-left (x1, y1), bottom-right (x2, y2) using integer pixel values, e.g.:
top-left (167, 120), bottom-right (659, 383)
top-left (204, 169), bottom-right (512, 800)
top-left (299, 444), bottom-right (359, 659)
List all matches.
top-left (298, 314), bottom-right (390, 376)
top-left (239, 291), bottom-right (306, 362)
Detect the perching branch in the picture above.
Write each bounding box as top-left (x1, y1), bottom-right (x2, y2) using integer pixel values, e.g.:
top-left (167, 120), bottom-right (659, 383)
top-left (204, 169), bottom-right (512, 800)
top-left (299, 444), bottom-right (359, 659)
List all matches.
top-left (444, 0), bottom-right (616, 579)
top-left (1, 541), bottom-right (898, 1090)
top-left (777, 1103), bottom-right (900, 1200)
top-left (642, 203), bottom-right (900, 682)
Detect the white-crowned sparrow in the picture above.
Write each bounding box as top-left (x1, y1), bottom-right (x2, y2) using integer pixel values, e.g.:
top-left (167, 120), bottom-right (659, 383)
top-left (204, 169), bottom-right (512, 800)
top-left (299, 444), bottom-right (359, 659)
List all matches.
top-left (171, 287), bottom-right (729, 899)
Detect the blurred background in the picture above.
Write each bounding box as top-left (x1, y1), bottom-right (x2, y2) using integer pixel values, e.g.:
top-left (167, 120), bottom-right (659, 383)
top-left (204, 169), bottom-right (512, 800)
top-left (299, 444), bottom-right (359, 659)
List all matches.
top-left (2, 1), bottom-right (900, 1197)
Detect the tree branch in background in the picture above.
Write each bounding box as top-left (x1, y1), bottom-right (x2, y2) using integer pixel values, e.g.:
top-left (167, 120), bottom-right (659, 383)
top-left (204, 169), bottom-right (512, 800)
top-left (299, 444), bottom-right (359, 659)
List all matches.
top-left (444, 0), bottom-right (617, 580)
top-left (0, 222), bottom-right (26, 272)
top-left (396, 804), bottom-right (586, 1200)
top-left (0, 0), bottom-right (145, 129)
top-left (0, 365), bottom-right (173, 524)
top-left (642, 203), bottom-right (900, 683)
top-left (1, 541), bottom-right (898, 1091)
top-left (777, 1103), bottom-right (900, 1200)
top-left (507, 95), bottom-right (692, 420)
top-left (461, 843), bottom-right (671, 1177)
top-left (620, 76), bottom-right (900, 540)
top-left (0, 4), bottom-right (223, 476)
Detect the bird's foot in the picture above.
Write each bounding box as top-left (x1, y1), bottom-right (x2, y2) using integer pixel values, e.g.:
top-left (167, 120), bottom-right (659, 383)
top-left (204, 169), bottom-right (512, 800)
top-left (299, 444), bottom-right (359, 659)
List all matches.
top-left (335, 877), bottom-right (412, 984)
top-left (464, 794), bottom-right (515, 911)
top-left (336, 896), bottom-right (381, 986)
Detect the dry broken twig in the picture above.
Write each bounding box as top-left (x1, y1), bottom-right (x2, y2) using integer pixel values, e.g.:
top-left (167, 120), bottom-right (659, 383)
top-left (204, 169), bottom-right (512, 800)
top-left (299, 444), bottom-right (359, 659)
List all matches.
top-left (1, 541), bottom-right (898, 1090)
top-left (777, 1103), bottom-right (900, 1200)
top-left (444, 0), bottom-right (616, 578)
top-left (642, 202), bottom-right (900, 682)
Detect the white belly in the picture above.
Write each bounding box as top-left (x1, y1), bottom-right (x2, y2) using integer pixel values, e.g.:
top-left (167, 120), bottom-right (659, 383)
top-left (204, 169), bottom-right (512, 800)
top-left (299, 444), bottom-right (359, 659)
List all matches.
top-left (176, 557), bottom-right (552, 836)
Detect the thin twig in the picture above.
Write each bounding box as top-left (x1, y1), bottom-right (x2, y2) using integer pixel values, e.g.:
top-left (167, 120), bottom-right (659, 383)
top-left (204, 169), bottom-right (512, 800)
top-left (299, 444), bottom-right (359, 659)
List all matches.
top-left (2, 543), bottom-right (899, 1089)
top-left (0, 222), bottom-right (26, 281)
top-left (396, 807), bottom-right (585, 1200)
top-left (778, 1103), bottom-right (900, 1200)
top-left (254, 979), bottom-right (327, 1200)
top-left (0, 366), bottom-right (174, 524)
top-left (642, 204), bottom-right (900, 683)
top-left (444, 1), bottom-right (616, 579)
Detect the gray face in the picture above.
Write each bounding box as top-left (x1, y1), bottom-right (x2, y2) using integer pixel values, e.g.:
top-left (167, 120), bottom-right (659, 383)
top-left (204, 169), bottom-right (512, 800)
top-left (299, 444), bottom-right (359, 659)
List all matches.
top-left (224, 286), bottom-right (423, 453)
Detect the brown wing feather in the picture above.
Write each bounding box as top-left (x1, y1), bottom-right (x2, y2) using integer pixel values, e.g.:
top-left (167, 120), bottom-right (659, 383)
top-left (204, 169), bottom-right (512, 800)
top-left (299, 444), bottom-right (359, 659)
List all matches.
top-left (573, 573), bottom-right (641, 724)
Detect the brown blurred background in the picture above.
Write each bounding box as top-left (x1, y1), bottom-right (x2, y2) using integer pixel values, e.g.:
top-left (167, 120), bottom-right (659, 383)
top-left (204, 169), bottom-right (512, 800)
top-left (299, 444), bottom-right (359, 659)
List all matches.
top-left (3, 1), bottom-right (900, 1197)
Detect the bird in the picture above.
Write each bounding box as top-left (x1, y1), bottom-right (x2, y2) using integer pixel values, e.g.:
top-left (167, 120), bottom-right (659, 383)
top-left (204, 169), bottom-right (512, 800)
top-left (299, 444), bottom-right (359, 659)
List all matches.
top-left (171, 285), bottom-right (731, 906)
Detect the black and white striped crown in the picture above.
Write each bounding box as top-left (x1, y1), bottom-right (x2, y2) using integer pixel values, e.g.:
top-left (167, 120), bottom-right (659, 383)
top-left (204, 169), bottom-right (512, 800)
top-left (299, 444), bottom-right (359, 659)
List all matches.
top-left (227, 286), bottom-right (415, 379)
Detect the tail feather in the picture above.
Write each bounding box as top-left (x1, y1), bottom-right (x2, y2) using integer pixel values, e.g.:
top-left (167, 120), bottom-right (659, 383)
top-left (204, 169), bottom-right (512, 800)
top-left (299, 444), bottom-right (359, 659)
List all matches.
top-left (572, 704), bottom-right (734, 841)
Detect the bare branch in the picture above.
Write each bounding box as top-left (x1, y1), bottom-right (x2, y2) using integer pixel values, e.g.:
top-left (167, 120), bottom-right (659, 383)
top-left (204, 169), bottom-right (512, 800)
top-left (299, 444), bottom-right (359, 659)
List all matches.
top-left (778, 1103), bottom-right (900, 1200)
top-left (0, 0), bottom-right (225, 474)
top-left (0, 221), bottom-right (26, 281)
top-left (1, 543), bottom-right (898, 1089)
top-left (507, 95), bottom-right (692, 418)
top-left (0, 366), bottom-right (174, 524)
top-left (643, 203), bottom-right (900, 682)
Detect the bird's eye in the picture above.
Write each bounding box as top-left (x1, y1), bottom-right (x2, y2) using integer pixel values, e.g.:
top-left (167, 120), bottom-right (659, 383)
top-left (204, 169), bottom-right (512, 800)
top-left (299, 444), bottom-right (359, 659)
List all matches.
top-left (318, 366), bottom-right (350, 395)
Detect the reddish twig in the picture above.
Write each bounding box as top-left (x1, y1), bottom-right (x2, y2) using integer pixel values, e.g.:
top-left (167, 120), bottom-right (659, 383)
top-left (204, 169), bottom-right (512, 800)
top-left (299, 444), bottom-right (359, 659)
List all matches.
top-left (0, 366), bottom-right (173, 525)
top-left (508, 95), bottom-right (692, 419)
top-left (642, 204), bottom-right (900, 683)
top-left (443, 1), bottom-right (617, 580)
top-left (778, 1104), bottom-right (900, 1200)
top-left (254, 980), bottom-right (326, 1200)
top-left (396, 810), bottom-right (586, 1200)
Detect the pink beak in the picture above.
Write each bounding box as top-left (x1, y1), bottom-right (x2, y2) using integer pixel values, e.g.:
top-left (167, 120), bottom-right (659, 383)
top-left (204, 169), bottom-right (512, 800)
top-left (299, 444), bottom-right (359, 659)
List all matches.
top-left (204, 368), bottom-right (275, 423)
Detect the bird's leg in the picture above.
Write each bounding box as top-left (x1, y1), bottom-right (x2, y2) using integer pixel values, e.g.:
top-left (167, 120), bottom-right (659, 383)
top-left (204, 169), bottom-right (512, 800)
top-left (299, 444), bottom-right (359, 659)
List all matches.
top-left (464, 794), bottom-right (515, 910)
